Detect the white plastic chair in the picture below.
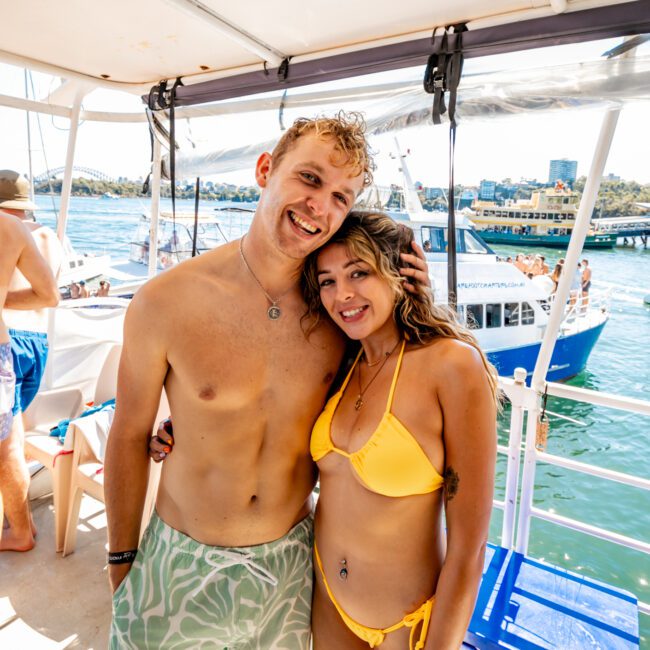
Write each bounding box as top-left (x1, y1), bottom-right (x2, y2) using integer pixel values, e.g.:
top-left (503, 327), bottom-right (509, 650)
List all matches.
top-left (23, 344), bottom-right (122, 552)
top-left (62, 391), bottom-right (169, 557)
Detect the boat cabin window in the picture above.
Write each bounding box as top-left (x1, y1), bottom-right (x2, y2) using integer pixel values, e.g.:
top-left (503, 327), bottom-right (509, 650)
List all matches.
top-left (486, 304), bottom-right (502, 328)
top-left (419, 226), bottom-right (446, 253)
top-left (521, 301), bottom-right (535, 325)
top-left (414, 226), bottom-right (491, 256)
top-left (464, 230), bottom-right (491, 254)
top-left (504, 302), bottom-right (520, 326)
top-left (466, 304), bottom-right (484, 329)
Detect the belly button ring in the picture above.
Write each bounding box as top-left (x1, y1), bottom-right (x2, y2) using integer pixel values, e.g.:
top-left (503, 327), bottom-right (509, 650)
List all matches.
top-left (339, 558), bottom-right (348, 580)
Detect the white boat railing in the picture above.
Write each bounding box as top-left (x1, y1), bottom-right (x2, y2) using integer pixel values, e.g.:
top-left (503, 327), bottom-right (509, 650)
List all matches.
top-left (496, 369), bottom-right (650, 617)
top-left (544, 287), bottom-right (611, 334)
top-left (214, 207), bottom-right (255, 241)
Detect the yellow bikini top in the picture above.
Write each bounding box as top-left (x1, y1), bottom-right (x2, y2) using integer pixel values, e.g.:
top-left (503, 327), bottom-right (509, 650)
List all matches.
top-left (310, 341), bottom-right (444, 497)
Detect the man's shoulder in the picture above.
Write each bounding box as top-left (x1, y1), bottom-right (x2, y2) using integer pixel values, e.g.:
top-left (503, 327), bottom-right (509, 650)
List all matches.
top-left (0, 211), bottom-right (28, 240)
top-left (166, 242), bottom-right (238, 287)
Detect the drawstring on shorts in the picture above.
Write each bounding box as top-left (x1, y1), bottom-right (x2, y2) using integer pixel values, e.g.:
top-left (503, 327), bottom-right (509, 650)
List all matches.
top-left (182, 547), bottom-right (279, 597)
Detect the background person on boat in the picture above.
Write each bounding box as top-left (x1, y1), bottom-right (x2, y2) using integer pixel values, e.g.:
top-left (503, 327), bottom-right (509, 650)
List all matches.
top-left (69, 281), bottom-right (81, 299)
top-left (104, 113), bottom-right (429, 649)
top-left (581, 258), bottom-right (592, 306)
top-left (96, 279), bottom-right (110, 297)
top-left (549, 261), bottom-right (563, 293)
top-left (0, 174), bottom-right (60, 553)
top-left (77, 279), bottom-right (89, 298)
top-left (513, 254), bottom-right (527, 273)
top-left (569, 261), bottom-right (583, 307)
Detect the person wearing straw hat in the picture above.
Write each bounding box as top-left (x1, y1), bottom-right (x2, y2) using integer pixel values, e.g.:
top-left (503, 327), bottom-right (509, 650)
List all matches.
top-left (0, 170), bottom-right (63, 552)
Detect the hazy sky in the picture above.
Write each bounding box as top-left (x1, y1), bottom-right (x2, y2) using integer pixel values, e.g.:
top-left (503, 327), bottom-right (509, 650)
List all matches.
top-left (1, 37), bottom-right (648, 188)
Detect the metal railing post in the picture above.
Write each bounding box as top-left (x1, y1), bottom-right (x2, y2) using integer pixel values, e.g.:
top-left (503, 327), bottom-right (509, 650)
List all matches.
top-left (513, 106), bottom-right (623, 554)
top-left (531, 108), bottom-right (620, 394)
top-left (500, 367), bottom-right (527, 548)
top-left (57, 85), bottom-right (90, 242)
top-left (515, 395), bottom-right (541, 555)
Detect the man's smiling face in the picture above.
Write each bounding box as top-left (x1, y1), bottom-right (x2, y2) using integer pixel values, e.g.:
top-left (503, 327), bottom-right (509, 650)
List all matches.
top-left (255, 134), bottom-right (365, 260)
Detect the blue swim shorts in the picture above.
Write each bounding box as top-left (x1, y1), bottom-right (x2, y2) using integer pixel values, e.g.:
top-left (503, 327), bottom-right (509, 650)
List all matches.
top-left (9, 329), bottom-right (48, 416)
top-left (0, 342), bottom-right (15, 441)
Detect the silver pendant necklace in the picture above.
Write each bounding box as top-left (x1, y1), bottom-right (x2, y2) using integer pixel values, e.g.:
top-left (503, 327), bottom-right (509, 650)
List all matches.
top-left (239, 235), bottom-right (294, 320)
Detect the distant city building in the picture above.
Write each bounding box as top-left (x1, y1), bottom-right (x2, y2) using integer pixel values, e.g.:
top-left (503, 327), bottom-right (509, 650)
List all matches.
top-left (479, 180), bottom-right (496, 200)
top-left (602, 173), bottom-right (620, 182)
top-left (548, 158), bottom-right (578, 185)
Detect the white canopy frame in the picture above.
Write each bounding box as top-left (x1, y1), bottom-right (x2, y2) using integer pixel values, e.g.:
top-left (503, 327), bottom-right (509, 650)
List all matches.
top-left (1, 0), bottom-right (644, 95)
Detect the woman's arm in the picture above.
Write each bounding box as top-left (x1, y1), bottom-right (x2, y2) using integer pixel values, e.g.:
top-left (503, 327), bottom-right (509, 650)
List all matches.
top-left (425, 341), bottom-right (497, 650)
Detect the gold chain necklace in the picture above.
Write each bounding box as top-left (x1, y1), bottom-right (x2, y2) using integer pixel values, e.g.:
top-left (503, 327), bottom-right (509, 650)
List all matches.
top-left (239, 235), bottom-right (295, 320)
top-left (364, 352), bottom-right (385, 367)
top-left (355, 340), bottom-right (401, 410)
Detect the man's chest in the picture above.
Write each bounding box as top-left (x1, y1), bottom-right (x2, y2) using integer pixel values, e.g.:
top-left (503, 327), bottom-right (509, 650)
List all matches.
top-left (166, 307), bottom-right (343, 406)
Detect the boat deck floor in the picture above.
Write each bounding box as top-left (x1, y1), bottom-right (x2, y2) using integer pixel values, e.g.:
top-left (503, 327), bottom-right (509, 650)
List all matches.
top-left (0, 491), bottom-right (640, 649)
top-left (0, 493), bottom-right (110, 649)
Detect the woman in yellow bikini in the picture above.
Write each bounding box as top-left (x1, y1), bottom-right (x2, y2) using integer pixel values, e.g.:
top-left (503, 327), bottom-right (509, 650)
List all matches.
top-left (152, 210), bottom-right (498, 648)
top-left (301, 211), bottom-right (498, 649)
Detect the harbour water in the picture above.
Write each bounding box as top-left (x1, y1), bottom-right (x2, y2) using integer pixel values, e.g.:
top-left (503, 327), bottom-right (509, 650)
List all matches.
top-left (36, 194), bottom-right (650, 645)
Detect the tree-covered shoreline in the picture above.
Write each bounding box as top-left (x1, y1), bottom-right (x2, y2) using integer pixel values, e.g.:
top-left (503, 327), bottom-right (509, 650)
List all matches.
top-left (35, 176), bottom-right (650, 218)
top-left (35, 178), bottom-right (260, 202)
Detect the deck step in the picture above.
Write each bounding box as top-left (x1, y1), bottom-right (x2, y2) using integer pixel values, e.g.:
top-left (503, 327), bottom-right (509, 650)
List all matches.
top-left (466, 544), bottom-right (639, 649)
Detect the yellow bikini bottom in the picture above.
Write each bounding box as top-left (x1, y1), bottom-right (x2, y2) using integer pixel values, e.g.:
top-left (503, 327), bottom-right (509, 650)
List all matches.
top-left (314, 544), bottom-right (435, 649)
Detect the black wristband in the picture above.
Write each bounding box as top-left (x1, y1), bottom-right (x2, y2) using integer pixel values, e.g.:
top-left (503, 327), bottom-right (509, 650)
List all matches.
top-left (108, 550), bottom-right (138, 564)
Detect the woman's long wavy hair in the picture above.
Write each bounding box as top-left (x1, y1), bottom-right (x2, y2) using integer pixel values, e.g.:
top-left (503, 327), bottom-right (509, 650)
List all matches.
top-left (301, 211), bottom-right (500, 406)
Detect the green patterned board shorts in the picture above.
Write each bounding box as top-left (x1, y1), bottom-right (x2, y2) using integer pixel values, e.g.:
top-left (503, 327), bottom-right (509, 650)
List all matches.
top-left (110, 511), bottom-right (314, 649)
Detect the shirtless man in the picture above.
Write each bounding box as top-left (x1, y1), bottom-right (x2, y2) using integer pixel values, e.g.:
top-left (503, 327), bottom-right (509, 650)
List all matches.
top-left (0, 171), bottom-right (64, 551)
top-left (105, 114), bottom-right (429, 649)
top-left (0, 192), bottom-right (60, 552)
top-left (581, 258), bottom-right (592, 308)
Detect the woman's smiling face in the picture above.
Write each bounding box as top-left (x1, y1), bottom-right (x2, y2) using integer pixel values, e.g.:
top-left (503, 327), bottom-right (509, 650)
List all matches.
top-left (316, 243), bottom-right (397, 341)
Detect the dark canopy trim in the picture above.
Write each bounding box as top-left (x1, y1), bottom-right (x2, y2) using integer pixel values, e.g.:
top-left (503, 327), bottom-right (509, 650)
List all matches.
top-left (145, 1), bottom-right (650, 108)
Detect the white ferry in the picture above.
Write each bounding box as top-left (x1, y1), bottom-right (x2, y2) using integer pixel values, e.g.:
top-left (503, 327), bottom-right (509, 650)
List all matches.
top-left (384, 205), bottom-right (610, 382)
top-left (470, 181), bottom-right (617, 249)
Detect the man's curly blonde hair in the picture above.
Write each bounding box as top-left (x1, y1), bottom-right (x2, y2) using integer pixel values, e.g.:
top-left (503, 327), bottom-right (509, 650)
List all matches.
top-left (271, 112), bottom-right (374, 188)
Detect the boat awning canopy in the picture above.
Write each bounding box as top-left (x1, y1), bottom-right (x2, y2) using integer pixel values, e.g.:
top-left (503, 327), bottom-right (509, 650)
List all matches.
top-left (1, 0), bottom-right (649, 108)
top-left (160, 51), bottom-right (650, 179)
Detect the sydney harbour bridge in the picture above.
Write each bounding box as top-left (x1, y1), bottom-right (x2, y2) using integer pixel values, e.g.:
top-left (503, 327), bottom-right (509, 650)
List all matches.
top-left (33, 166), bottom-right (116, 183)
